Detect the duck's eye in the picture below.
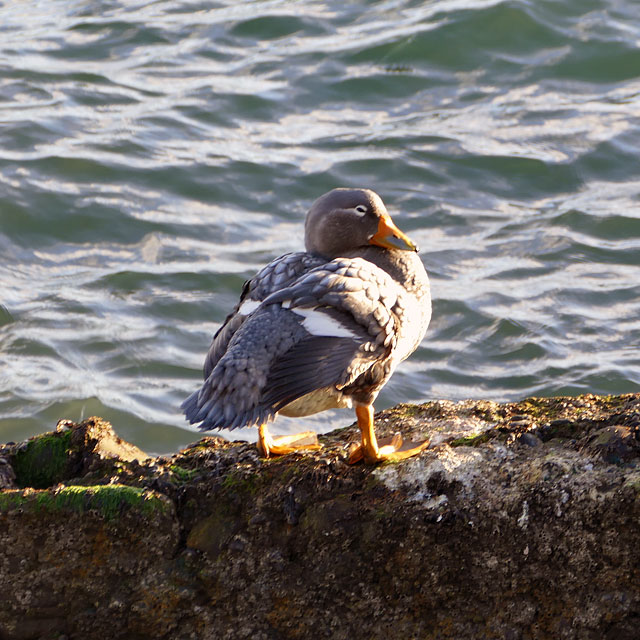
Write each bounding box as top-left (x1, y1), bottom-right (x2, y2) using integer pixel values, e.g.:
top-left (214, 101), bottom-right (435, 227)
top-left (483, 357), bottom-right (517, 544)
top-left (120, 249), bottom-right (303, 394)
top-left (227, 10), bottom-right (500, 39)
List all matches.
top-left (354, 205), bottom-right (367, 216)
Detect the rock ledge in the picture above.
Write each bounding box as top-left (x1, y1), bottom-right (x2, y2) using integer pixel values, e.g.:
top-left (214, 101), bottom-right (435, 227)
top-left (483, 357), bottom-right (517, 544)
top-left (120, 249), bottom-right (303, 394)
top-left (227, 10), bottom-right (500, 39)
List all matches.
top-left (1, 394), bottom-right (639, 640)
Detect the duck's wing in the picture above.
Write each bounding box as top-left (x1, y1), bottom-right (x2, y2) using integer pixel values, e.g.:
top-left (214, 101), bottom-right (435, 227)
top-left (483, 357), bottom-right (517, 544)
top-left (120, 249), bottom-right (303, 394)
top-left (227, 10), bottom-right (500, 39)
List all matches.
top-left (185, 257), bottom-right (403, 430)
top-left (260, 257), bottom-right (402, 409)
top-left (202, 252), bottom-right (326, 379)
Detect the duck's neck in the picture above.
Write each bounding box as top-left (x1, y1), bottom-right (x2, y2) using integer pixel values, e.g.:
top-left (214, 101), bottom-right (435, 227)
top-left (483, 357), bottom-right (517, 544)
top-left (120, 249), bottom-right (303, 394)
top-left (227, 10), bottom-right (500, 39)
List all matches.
top-left (342, 246), bottom-right (429, 296)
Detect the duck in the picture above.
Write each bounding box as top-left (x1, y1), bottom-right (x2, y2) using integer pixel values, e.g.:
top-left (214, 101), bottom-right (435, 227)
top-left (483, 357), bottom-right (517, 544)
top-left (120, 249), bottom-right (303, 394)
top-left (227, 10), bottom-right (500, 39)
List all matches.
top-left (182, 188), bottom-right (431, 464)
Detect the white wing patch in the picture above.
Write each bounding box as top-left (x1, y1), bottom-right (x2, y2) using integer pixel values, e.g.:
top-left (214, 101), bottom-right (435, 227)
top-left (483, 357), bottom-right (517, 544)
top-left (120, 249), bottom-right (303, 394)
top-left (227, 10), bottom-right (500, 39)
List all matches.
top-left (238, 299), bottom-right (261, 315)
top-left (291, 307), bottom-right (357, 338)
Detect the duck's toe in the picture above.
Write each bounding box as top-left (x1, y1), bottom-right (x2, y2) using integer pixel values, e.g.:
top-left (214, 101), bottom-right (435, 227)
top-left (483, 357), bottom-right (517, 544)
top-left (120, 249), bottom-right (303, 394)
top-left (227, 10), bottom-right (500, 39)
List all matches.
top-left (348, 434), bottom-right (429, 464)
top-left (258, 425), bottom-right (321, 458)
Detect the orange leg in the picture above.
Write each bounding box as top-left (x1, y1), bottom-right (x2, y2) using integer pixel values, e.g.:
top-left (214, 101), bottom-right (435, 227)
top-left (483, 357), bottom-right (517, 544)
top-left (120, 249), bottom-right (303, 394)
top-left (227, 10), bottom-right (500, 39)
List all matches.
top-left (257, 423), bottom-right (321, 458)
top-left (348, 404), bottom-right (429, 464)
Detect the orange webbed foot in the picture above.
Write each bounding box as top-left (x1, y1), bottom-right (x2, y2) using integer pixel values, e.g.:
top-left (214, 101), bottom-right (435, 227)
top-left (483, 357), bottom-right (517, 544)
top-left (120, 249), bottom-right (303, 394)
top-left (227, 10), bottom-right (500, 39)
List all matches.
top-left (347, 406), bottom-right (429, 464)
top-left (258, 425), bottom-right (321, 458)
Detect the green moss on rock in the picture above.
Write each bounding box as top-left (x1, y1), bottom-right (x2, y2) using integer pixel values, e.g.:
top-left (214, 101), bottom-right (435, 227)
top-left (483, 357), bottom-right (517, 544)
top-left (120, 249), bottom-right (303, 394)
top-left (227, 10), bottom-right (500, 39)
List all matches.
top-left (0, 484), bottom-right (169, 520)
top-left (450, 432), bottom-right (494, 448)
top-left (221, 470), bottom-right (259, 495)
top-left (169, 464), bottom-right (199, 483)
top-left (13, 430), bottom-right (74, 489)
top-left (0, 491), bottom-right (29, 512)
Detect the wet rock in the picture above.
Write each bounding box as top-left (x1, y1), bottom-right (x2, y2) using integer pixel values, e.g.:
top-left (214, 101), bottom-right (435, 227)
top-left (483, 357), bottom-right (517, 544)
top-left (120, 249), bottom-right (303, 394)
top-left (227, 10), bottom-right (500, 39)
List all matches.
top-left (1, 394), bottom-right (640, 639)
top-left (582, 424), bottom-right (640, 464)
top-left (0, 456), bottom-right (16, 490)
top-left (3, 416), bottom-right (149, 489)
top-left (516, 431), bottom-right (543, 448)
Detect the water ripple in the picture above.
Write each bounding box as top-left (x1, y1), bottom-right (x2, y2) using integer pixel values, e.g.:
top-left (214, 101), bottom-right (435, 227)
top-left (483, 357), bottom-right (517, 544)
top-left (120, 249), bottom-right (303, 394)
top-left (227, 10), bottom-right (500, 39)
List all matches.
top-left (1, 0), bottom-right (639, 452)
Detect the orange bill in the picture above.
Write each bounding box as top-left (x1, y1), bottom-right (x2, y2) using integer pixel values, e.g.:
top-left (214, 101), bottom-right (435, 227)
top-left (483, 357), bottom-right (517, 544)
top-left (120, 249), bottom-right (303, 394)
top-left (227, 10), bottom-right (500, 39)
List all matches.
top-left (370, 216), bottom-right (418, 252)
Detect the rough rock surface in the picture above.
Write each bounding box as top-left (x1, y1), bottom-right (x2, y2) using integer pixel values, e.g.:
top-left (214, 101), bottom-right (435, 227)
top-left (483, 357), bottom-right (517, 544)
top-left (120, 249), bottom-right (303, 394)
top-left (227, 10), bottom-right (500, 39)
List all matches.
top-left (1, 395), bottom-right (639, 640)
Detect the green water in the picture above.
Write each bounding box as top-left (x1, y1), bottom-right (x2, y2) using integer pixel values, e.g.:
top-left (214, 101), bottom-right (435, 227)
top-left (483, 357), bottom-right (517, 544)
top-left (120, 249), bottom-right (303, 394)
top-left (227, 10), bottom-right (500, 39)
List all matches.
top-left (1, 0), bottom-right (638, 454)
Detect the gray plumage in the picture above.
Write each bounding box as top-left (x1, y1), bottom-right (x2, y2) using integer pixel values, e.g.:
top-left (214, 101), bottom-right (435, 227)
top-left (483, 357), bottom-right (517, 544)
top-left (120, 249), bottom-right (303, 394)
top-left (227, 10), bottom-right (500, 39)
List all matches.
top-left (182, 188), bottom-right (431, 432)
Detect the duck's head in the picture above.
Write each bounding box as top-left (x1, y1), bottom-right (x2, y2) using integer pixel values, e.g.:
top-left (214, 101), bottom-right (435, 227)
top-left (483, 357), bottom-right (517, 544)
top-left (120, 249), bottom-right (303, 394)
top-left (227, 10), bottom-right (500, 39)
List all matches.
top-left (304, 188), bottom-right (418, 258)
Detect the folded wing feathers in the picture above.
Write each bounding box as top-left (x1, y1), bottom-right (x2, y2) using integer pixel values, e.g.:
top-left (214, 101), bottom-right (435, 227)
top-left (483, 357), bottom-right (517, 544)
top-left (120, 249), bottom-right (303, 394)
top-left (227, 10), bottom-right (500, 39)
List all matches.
top-left (263, 337), bottom-right (363, 411)
top-left (264, 258), bottom-right (400, 346)
top-left (202, 252), bottom-right (326, 380)
top-left (184, 255), bottom-right (401, 431)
